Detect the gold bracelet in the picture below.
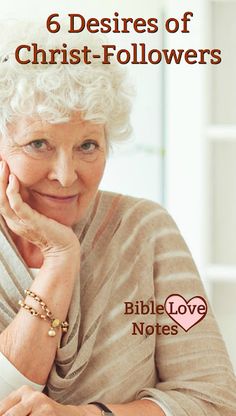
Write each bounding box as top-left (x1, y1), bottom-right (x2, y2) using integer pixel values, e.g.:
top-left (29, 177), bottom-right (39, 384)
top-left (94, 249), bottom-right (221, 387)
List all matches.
top-left (18, 290), bottom-right (69, 337)
top-left (24, 289), bottom-right (53, 318)
top-left (24, 289), bottom-right (69, 332)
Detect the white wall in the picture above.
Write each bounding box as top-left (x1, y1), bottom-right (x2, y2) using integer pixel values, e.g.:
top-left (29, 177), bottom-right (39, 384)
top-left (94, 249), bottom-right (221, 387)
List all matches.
top-left (164, 0), bottom-right (207, 274)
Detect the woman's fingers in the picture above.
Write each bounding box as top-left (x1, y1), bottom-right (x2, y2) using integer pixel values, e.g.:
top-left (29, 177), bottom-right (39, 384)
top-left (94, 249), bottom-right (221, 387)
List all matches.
top-left (6, 174), bottom-right (35, 222)
top-left (2, 402), bottom-right (30, 416)
top-left (4, 173), bottom-right (47, 244)
top-left (0, 163), bottom-right (41, 242)
top-left (0, 162), bottom-right (36, 229)
top-left (0, 161), bottom-right (18, 220)
top-left (0, 386), bottom-right (35, 416)
top-left (0, 390), bottom-right (21, 415)
top-left (0, 386), bottom-right (69, 416)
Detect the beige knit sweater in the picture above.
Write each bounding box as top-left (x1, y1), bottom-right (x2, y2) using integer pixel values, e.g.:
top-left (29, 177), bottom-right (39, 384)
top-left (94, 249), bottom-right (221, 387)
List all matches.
top-left (0, 190), bottom-right (236, 415)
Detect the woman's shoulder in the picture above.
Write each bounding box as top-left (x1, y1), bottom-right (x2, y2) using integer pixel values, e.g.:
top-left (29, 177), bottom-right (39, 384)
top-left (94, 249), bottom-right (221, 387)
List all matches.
top-left (98, 189), bottom-right (162, 212)
top-left (91, 190), bottom-right (185, 255)
top-left (97, 189), bottom-right (177, 230)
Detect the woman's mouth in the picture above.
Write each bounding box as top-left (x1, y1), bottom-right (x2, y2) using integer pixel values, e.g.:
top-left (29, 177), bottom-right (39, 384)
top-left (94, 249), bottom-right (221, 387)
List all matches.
top-left (32, 191), bottom-right (79, 204)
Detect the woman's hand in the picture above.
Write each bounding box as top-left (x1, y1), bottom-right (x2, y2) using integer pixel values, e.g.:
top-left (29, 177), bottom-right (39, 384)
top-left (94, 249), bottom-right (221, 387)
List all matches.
top-left (0, 386), bottom-right (82, 416)
top-left (0, 161), bottom-right (80, 260)
top-left (0, 387), bottom-right (170, 416)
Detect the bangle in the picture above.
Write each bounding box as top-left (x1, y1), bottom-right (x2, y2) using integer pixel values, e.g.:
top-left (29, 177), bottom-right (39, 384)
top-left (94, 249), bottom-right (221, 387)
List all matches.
top-left (88, 402), bottom-right (115, 415)
top-left (18, 289), bottom-right (69, 337)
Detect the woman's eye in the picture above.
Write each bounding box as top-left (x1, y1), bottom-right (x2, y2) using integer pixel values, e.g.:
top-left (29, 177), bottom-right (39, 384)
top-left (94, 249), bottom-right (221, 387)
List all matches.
top-left (25, 139), bottom-right (50, 152)
top-left (80, 141), bottom-right (99, 153)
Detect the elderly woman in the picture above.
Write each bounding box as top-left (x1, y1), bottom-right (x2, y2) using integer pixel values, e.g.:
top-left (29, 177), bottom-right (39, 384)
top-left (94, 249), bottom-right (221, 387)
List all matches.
top-left (0, 22), bottom-right (235, 416)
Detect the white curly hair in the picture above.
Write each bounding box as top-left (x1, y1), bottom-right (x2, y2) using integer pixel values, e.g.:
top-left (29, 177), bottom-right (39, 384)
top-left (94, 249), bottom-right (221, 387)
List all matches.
top-left (0, 20), bottom-right (133, 147)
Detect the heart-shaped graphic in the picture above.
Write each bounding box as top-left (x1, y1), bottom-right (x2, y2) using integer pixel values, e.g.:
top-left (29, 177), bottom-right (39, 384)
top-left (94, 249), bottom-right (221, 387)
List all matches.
top-left (164, 294), bottom-right (207, 332)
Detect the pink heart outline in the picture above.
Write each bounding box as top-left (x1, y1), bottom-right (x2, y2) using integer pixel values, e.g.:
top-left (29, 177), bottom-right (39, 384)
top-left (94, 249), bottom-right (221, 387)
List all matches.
top-left (164, 294), bottom-right (208, 332)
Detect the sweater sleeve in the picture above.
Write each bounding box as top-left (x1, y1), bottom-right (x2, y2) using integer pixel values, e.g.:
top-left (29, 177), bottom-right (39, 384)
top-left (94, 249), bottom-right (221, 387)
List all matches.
top-left (141, 397), bottom-right (173, 416)
top-left (0, 352), bottom-right (45, 400)
top-left (135, 206), bottom-right (236, 415)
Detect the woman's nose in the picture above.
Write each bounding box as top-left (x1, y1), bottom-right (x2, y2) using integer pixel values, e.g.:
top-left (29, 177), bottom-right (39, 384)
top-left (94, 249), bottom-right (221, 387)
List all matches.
top-left (47, 154), bottom-right (78, 187)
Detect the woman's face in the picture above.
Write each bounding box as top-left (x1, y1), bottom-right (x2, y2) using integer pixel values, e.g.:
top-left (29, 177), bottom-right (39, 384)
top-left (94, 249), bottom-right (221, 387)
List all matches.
top-left (0, 112), bottom-right (107, 227)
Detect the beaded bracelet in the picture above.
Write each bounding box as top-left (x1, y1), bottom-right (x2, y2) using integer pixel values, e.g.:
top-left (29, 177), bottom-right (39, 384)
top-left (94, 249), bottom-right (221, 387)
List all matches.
top-left (18, 289), bottom-right (69, 337)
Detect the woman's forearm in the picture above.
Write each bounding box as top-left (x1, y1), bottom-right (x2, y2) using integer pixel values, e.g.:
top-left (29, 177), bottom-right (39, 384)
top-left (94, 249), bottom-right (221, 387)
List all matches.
top-left (0, 254), bottom-right (78, 385)
top-left (79, 399), bottom-right (166, 416)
